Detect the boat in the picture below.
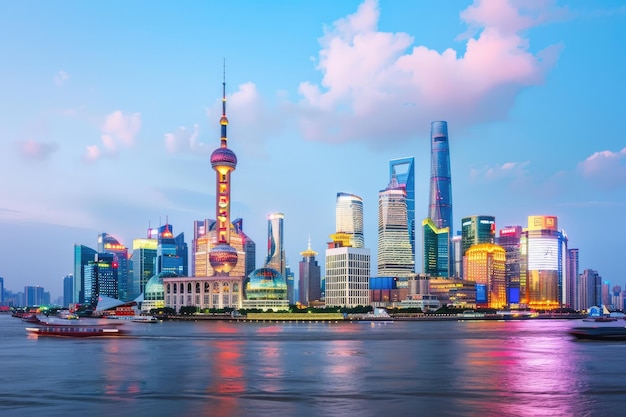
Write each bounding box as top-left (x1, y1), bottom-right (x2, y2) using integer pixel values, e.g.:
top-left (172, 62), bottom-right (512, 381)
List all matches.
top-left (582, 317), bottom-right (618, 322)
top-left (25, 321), bottom-right (124, 337)
top-left (568, 326), bottom-right (626, 341)
top-left (106, 315), bottom-right (159, 323)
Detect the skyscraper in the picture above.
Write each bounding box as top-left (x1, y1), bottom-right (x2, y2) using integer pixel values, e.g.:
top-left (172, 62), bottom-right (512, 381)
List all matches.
top-left (84, 253), bottom-right (118, 306)
top-left (423, 121), bottom-right (453, 278)
top-left (578, 269), bottom-right (601, 311)
top-left (524, 215), bottom-right (567, 309)
top-left (155, 223), bottom-right (187, 276)
top-left (233, 218), bottom-right (256, 277)
top-left (265, 212), bottom-right (286, 277)
top-left (496, 226), bottom-right (523, 306)
top-left (333, 192), bottom-right (364, 248)
top-left (63, 274), bottom-right (74, 307)
top-left (0, 276), bottom-right (4, 304)
top-left (378, 176), bottom-right (414, 277)
top-left (73, 244), bottom-right (97, 305)
top-left (390, 157), bottom-right (415, 264)
top-left (428, 121), bottom-right (453, 231)
top-left (299, 238), bottom-right (321, 306)
top-left (98, 233), bottom-right (129, 301)
top-left (461, 215), bottom-right (496, 256)
top-left (465, 243), bottom-right (506, 309)
top-left (130, 238), bottom-right (157, 299)
top-left (567, 248), bottom-right (579, 310)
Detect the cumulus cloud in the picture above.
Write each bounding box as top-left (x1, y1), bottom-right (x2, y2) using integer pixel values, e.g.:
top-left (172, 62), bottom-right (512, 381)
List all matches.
top-left (53, 70), bottom-right (70, 86)
top-left (577, 147), bottom-right (626, 189)
top-left (164, 124), bottom-right (211, 154)
top-left (470, 161), bottom-right (530, 181)
top-left (84, 110), bottom-right (141, 162)
top-left (295, 0), bottom-right (566, 146)
top-left (17, 139), bottom-right (60, 160)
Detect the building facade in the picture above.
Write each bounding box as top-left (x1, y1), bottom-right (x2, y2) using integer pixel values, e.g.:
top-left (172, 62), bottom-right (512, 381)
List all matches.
top-left (325, 246), bottom-right (370, 307)
top-left (73, 244), bottom-right (97, 305)
top-left (389, 157), bottom-right (415, 265)
top-left (578, 269), bottom-right (602, 311)
top-left (163, 275), bottom-right (243, 310)
top-left (422, 218), bottom-right (450, 278)
top-left (131, 238), bottom-right (157, 300)
top-left (378, 176), bottom-right (414, 277)
top-left (567, 248), bottom-right (579, 310)
top-left (464, 243), bottom-right (506, 309)
top-left (496, 226), bottom-right (523, 307)
top-left (63, 274), bottom-right (74, 308)
top-left (98, 233), bottom-right (130, 301)
top-left (265, 212), bottom-right (286, 277)
top-left (84, 253), bottom-right (118, 307)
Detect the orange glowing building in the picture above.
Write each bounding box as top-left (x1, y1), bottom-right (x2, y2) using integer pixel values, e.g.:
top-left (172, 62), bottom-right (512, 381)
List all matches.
top-left (464, 243), bottom-right (506, 309)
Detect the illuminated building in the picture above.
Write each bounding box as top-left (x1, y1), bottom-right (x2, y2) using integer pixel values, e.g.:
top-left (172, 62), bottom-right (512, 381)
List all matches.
top-left (265, 212), bottom-right (286, 277)
top-left (98, 233), bottom-right (130, 301)
top-left (451, 233), bottom-right (462, 278)
top-left (165, 72), bottom-right (244, 312)
top-left (461, 215), bottom-right (496, 256)
top-left (84, 253), bottom-right (118, 307)
top-left (335, 192), bottom-right (364, 248)
top-left (567, 248), bottom-right (579, 310)
top-left (378, 175), bottom-right (414, 277)
top-left (285, 265), bottom-right (295, 304)
top-left (141, 271), bottom-right (177, 313)
top-left (426, 277), bottom-right (476, 308)
top-left (578, 269), bottom-right (601, 311)
top-left (299, 238), bottom-right (321, 306)
top-left (496, 226), bottom-right (523, 307)
top-left (233, 218), bottom-right (256, 277)
top-left (130, 238), bottom-right (157, 300)
top-left (242, 267), bottom-right (289, 311)
top-left (63, 274), bottom-right (73, 308)
top-left (465, 243), bottom-right (506, 309)
top-left (390, 157), bottom-right (415, 263)
top-left (152, 223), bottom-right (187, 277)
top-left (370, 276), bottom-right (407, 307)
top-left (192, 219), bottom-right (250, 278)
top-left (24, 286), bottom-right (48, 306)
top-left (523, 215), bottom-right (568, 310)
top-left (73, 244), bottom-right (97, 305)
top-left (422, 218), bottom-right (449, 278)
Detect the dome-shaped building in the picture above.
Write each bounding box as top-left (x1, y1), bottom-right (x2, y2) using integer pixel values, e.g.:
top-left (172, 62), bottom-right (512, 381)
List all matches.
top-left (142, 271), bottom-right (178, 313)
top-left (242, 267), bottom-right (289, 311)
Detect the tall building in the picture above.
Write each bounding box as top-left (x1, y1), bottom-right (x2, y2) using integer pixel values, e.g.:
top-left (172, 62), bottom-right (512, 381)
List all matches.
top-left (299, 239), bottom-right (321, 306)
top-left (73, 244), bottom-right (97, 305)
top-left (523, 215), bottom-right (568, 310)
top-left (378, 175), bottom-right (414, 277)
top-left (192, 219), bottom-right (250, 278)
top-left (465, 243), bottom-right (506, 309)
top-left (285, 264), bottom-right (295, 304)
top-left (84, 253), bottom-right (118, 306)
top-left (63, 274), bottom-right (74, 307)
top-left (164, 72), bottom-right (244, 312)
top-left (578, 269), bottom-right (601, 311)
top-left (325, 246), bottom-right (370, 307)
top-left (154, 223), bottom-right (187, 277)
top-left (450, 233), bottom-right (462, 278)
top-left (390, 157), bottom-right (415, 264)
top-left (422, 218), bottom-right (449, 278)
top-left (0, 276), bottom-right (4, 304)
top-left (131, 238), bottom-right (157, 299)
top-left (497, 226), bottom-right (523, 307)
top-left (233, 218), bottom-right (256, 277)
top-left (333, 192), bottom-right (364, 248)
top-left (24, 286), bottom-right (48, 306)
top-left (428, 121), bottom-right (453, 231)
top-left (461, 215), bottom-right (496, 256)
top-left (98, 233), bottom-right (130, 301)
top-left (567, 248), bottom-right (579, 310)
top-left (265, 212), bottom-right (286, 277)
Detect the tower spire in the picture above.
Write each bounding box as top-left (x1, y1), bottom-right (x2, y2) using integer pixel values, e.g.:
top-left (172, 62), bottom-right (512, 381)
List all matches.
top-left (220, 59), bottom-right (228, 148)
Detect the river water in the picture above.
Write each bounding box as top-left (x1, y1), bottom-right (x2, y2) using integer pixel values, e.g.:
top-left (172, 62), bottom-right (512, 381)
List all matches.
top-left (1, 314), bottom-right (625, 417)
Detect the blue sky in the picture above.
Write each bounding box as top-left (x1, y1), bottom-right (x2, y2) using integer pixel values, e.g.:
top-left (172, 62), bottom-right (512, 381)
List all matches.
top-left (1, 0), bottom-right (625, 299)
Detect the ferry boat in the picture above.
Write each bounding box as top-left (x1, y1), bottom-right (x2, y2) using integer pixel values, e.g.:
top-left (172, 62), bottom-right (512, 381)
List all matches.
top-left (106, 315), bottom-right (159, 323)
top-left (25, 321), bottom-right (124, 338)
top-left (568, 326), bottom-right (626, 341)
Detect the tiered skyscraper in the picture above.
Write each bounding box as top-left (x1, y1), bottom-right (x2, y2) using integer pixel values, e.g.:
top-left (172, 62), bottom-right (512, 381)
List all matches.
top-left (299, 238), bottom-right (321, 306)
top-left (423, 121), bottom-right (453, 278)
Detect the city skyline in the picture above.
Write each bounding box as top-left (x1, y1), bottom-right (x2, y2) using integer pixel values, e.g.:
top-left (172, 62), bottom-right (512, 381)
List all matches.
top-left (1, 0), bottom-right (625, 298)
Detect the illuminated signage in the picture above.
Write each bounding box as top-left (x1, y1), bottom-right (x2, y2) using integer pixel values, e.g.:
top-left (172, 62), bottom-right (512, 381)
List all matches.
top-left (500, 227), bottom-right (518, 236)
top-left (528, 216), bottom-right (558, 231)
top-left (479, 219), bottom-right (494, 224)
top-left (528, 237), bottom-right (559, 271)
top-left (104, 243), bottom-right (125, 250)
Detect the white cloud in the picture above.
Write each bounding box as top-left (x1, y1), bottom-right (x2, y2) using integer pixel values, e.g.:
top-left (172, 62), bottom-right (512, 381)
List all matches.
top-left (470, 161), bottom-right (531, 181)
top-left (577, 147), bottom-right (626, 189)
top-left (295, 0), bottom-right (566, 146)
top-left (84, 110), bottom-right (141, 162)
top-left (164, 124), bottom-right (211, 154)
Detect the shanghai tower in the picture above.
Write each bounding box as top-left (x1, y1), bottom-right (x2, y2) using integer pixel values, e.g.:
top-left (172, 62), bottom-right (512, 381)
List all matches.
top-left (428, 121), bottom-right (453, 232)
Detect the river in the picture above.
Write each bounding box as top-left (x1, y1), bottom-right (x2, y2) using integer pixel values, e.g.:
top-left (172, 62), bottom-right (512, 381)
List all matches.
top-left (1, 314), bottom-right (625, 417)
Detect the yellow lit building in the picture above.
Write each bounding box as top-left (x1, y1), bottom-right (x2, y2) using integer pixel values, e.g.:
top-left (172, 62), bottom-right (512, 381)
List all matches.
top-left (464, 243), bottom-right (506, 309)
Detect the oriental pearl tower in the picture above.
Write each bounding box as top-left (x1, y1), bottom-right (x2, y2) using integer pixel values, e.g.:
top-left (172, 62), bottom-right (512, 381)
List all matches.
top-left (209, 71), bottom-right (238, 276)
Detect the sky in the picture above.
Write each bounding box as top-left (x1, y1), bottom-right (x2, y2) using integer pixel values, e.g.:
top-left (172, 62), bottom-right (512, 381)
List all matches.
top-left (1, 0), bottom-right (625, 299)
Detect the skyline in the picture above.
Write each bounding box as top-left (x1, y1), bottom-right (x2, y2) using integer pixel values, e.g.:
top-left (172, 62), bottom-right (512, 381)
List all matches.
top-left (1, 0), bottom-right (625, 298)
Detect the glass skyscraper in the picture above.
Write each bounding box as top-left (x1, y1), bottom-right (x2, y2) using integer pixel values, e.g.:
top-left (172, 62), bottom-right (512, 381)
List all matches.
top-left (265, 212), bottom-right (286, 277)
top-left (63, 274), bottom-right (73, 307)
top-left (334, 192), bottom-right (364, 248)
top-left (98, 233), bottom-right (129, 301)
top-left (423, 121), bottom-right (453, 278)
top-left (131, 238), bottom-right (157, 299)
top-left (461, 215), bottom-right (496, 256)
top-left (390, 157), bottom-right (415, 265)
top-left (428, 121), bottom-right (453, 231)
top-left (496, 226), bottom-right (523, 306)
top-left (299, 239), bottom-right (321, 306)
top-left (73, 244), bottom-right (97, 305)
top-left (378, 176), bottom-right (414, 277)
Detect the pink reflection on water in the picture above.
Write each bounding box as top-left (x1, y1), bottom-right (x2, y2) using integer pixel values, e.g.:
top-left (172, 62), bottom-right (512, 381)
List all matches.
top-left (459, 321), bottom-right (585, 416)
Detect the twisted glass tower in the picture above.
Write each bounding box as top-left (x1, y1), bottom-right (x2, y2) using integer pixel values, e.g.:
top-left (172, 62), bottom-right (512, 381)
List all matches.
top-left (428, 121), bottom-right (453, 232)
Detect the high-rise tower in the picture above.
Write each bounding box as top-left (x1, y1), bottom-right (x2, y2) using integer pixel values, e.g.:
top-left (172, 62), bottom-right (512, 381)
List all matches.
top-left (299, 238), bottom-right (321, 306)
top-left (428, 121), bottom-right (453, 231)
top-left (333, 192), bottom-right (364, 248)
top-left (265, 212), bottom-right (286, 277)
top-left (209, 71), bottom-right (238, 276)
top-left (390, 157), bottom-right (415, 265)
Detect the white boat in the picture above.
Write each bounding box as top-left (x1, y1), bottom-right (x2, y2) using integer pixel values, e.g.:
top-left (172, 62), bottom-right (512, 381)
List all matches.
top-left (106, 315), bottom-right (159, 323)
